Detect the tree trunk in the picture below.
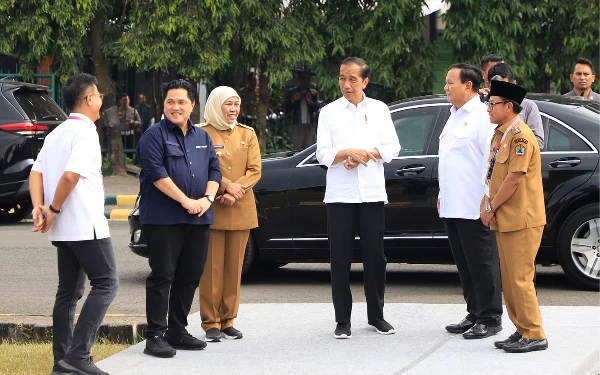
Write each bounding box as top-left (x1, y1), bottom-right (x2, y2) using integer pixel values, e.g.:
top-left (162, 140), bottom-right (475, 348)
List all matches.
top-left (257, 64), bottom-right (269, 153)
top-left (152, 70), bottom-right (163, 123)
top-left (90, 16), bottom-right (126, 176)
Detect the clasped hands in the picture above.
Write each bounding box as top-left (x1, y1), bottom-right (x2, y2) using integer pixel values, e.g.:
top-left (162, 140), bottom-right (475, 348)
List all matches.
top-left (479, 200), bottom-right (498, 227)
top-left (343, 148), bottom-right (378, 170)
top-left (216, 182), bottom-right (247, 207)
top-left (31, 205), bottom-right (55, 233)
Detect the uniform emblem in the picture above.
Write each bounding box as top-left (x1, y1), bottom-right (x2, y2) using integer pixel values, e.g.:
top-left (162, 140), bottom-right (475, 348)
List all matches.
top-left (511, 125), bottom-right (521, 134)
top-left (513, 137), bottom-right (528, 144)
top-left (515, 144), bottom-right (525, 156)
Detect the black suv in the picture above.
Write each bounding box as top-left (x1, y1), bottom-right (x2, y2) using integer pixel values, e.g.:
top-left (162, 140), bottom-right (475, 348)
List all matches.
top-left (0, 78), bottom-right (67, 222)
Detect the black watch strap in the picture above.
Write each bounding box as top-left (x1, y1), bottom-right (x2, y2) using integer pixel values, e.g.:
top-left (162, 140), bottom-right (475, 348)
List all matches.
top-left (49, 204), bottom-right (61, 214)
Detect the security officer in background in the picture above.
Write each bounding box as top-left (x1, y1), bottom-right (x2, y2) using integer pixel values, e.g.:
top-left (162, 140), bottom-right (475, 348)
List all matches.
top-left (197, 86), bottom-right (262, 342)
top-left (481, 80), bottom-right (548, 353)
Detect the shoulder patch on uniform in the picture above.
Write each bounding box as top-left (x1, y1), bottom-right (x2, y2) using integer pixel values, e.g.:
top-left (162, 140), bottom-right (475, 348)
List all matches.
top-left (511, 125), bottom-right (521, 134)
top-left (513, 137), bottom-right (528, 144)
top-left (515, 143), bottom-right (526, 156)
top-left (238, 123), bottom-right (255, 131)
top-left (196, 122), bottom-right (208, 127)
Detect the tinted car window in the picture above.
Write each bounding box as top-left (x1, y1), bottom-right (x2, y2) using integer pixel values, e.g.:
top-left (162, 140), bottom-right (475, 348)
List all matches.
top-left (393, 107), bottom-right (438, 156)
top-left (546, 119), bottom-right (592, 152)
top-left (13, 90), bottom-right (66, 121)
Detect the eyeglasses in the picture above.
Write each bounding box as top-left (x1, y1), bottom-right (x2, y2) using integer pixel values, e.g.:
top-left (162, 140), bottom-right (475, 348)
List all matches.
top-left (84, 93), bottom-right (105, 101)
top-left (485, 100), bottom-right (507, 109)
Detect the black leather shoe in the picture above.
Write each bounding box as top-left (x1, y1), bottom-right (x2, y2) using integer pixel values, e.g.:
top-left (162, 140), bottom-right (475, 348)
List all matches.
top-left (503, 337), bottom-right (548, 353)
top-left (494, 332), bottom-right (522, 349)
top-left (462, 323), bottom-right (502, 339)
top-left (166, 332), bottom-right (207, 350)
top-left (144, 335), bottom-right (176, 358)
top-left (445, 318), bottom-right (475, 334)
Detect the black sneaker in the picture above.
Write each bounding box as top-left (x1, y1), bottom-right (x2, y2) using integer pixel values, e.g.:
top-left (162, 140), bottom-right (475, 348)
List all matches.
top-left (221, 327), bottom-right (243, 340)
top-left (166, 332), bottom-right (207, 350)
top-left (57, 356), bottom-right (108, 375)
top-left (503, 337), bottom-right (548, 353)
top-left (144, 335), bottom-right (176, 358)
top-left (494, 332), bottom-right (522, 349)
top-left (205, 327), bottom-right (222, 342)
top-left (334, 322), bottom-right (352, 339)
top-left (369, 319), bottom-right (396, 335)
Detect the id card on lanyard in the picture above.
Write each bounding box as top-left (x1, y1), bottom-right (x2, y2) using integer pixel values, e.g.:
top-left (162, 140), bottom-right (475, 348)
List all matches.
top-left (484, 116), bottom-right (520, 197)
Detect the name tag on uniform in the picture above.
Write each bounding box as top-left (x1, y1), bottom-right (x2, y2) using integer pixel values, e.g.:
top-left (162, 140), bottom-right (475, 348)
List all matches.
top-left (214, 145), bottom-right (224, 149)
top-left (196, 145), bottom-right (207, 149)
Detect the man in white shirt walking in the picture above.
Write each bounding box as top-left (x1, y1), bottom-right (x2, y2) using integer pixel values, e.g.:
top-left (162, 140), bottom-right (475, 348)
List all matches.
top-left (438, 64), bottom-right (503, 340)
top-left (317, 57), bottom-right (400, 339)
top-left (30, 73), bottom-right (118, 375)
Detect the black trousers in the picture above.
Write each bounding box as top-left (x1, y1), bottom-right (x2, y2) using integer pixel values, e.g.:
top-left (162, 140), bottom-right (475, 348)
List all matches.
top-left (144, 224), bottom-right (210, 337)
top-left (327, 202), bottom-right (386, 324)
top-left (51, 238), bottom-right (118, 363)
top-left (444, 218), bottom-right (502, 326)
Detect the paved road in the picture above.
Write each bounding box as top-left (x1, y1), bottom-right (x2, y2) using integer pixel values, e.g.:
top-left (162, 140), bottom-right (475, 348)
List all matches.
top-left (1, 221), bottom-right (597, 316)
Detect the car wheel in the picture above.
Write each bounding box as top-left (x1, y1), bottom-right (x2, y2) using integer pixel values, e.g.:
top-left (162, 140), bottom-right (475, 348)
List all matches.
top-left (0, 201), bottom-right (32, 223)
top-left (241, 235), bottom-right (256, 277)
top-left (557, 203), bottom-right (600, 290)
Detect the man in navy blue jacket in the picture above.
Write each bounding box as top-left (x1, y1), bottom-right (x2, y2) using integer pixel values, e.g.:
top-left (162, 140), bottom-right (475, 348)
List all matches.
top-left (137, 79), bottom-right (222, 358)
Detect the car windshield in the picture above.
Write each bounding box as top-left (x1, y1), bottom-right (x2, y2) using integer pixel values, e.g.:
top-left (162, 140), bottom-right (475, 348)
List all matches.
top-left (13, 90), bottom-right (67, 121)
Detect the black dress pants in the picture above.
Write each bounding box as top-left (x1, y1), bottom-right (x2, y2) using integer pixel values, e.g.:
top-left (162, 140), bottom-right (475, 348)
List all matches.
top-left (444, 218), bottom-right (502, 326)
top-left (144, 224), bottom-right (210, 337)
top-left (327, 202), bottom-right (386, 324)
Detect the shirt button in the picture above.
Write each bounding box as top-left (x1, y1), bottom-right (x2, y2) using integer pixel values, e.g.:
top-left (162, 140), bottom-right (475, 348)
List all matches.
top-left (226, 152), bottom-right (231, 156)
top-left (227, 166), bottom-right (232, 170)
top-left (192, 174), bottom-right (195, 177)
top-left (225, 140), bottom-right (229, 143)
top-left (189, 162), bottom-right (192, 165)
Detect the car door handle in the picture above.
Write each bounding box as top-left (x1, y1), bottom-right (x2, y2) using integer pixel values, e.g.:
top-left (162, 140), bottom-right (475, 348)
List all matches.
top-left (396, 166), bottom-right (426, 176)
top-left (549, 158), bottom-right (581, 168)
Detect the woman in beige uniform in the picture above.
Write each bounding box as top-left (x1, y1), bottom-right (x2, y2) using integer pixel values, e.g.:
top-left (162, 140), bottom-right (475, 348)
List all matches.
top-left (197, 86), bottom-right (262, 342)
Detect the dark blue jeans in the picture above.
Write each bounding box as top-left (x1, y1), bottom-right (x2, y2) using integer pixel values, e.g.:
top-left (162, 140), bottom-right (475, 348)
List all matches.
top-left (51, 237), bottom-right (118, 363)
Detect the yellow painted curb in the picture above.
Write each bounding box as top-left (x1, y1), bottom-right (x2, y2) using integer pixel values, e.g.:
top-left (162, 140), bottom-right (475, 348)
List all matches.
top-left (109, 209), bottom-right (133, 220)
top-left (116, 195), bottom-right (138, 206)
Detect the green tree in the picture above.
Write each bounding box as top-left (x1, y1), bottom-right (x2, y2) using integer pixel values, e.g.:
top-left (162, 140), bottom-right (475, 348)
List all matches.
top-left (0, 0), bottom-right (131, 176)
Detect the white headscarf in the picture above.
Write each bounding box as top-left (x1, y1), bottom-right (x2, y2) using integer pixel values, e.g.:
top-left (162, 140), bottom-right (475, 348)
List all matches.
top-left (203, 86), bottom-right (241, 131)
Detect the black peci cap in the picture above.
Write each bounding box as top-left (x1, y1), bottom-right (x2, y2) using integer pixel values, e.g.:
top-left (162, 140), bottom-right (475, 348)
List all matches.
top-left (488, 80), bottom-right (527, 104)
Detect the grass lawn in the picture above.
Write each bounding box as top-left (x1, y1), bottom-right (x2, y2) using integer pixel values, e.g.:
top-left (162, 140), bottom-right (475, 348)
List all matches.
top-left (0, 342), bottom-right (130, 375)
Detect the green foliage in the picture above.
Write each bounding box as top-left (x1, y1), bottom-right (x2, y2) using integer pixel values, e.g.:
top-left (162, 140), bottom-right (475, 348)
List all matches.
top-left (443, 0), bottom-right (599, 93)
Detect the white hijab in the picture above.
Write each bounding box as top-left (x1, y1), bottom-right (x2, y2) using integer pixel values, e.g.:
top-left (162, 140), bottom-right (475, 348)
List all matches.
top-left (203, 86), bottom-right (241, 131)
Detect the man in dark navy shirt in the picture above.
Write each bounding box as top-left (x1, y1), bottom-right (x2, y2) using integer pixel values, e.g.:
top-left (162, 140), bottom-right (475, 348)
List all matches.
top-left (137, 79), bottom-right (221, 358)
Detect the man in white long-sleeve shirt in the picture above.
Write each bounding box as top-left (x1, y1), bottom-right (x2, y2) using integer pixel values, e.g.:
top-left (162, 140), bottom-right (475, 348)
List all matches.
top-left (317, 57), bottom-right (400, 340)
top-left (438, 63), bottom-right (503, 340)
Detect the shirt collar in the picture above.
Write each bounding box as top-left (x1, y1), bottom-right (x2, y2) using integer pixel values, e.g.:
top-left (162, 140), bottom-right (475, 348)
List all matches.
top-left (450, 94), bottom-right (480, 114)
top-left (164, 118), bottom-right (196, 133)
top-left (340, 92), bottom-right (368, 109)
top-left (496, 115), bottom-right (520, 134)
top-left (68, 113), bottom-right (96, 128)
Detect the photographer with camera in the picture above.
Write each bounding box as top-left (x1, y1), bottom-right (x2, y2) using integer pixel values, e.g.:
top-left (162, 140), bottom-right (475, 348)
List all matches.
top-left (284, 71), bottom-right (319, 150)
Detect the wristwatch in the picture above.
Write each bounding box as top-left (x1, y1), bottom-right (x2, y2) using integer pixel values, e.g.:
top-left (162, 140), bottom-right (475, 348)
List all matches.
top-left (204, 195), bottom-right (215, 203)
top-left (485, 202), bottom-right (496, 213)
top-left (49, 204), bottom-right (61, 214)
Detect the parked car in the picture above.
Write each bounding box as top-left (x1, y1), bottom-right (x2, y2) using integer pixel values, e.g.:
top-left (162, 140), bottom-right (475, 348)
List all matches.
top-left (0, 78), bottom-right (67, 222)
top-left (129, 94), bottom-right (600, 290)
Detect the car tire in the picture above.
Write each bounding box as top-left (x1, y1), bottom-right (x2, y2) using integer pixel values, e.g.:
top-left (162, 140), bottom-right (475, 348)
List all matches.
top-left (241, 234), bottom-right (256, 278)
top-left (557, 203), bottom-right (600, 291)
top-left (0, 200), bottom-right (32, 223)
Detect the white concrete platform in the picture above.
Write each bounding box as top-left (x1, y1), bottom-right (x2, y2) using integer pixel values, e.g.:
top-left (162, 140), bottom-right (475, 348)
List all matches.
top-left (99, 303), bottom-right (600, 375)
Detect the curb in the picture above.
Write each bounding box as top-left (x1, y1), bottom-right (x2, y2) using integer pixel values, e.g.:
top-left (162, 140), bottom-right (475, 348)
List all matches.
top-left (0, 322), bottom-right (147, 344)
top-left (104, 195), bottom-right (138, 207)
top-left (104, 208), bottom-right (133, 220)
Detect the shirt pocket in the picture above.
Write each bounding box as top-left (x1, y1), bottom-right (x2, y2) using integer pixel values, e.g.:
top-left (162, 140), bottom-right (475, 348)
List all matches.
top-left (165, 141), bottom-right (185, 157)
top-left (453, 124), bottom-right (473, 139)
top-left (493, 148), bottom-right (510, 179)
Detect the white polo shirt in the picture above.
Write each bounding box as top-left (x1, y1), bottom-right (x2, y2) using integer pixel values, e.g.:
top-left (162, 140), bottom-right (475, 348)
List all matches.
top-left (316, 94), bottom-right (400, 204)
top-left (438, 95), bottom-right (494, 219)
top-left (31, 113), bottom-right (110, 241)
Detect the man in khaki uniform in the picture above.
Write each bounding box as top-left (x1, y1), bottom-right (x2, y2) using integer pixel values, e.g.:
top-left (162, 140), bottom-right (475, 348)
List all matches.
top-left (197, 86), bottom-right (262, 342)
top-left (480, 80), bottom-right (548, 353)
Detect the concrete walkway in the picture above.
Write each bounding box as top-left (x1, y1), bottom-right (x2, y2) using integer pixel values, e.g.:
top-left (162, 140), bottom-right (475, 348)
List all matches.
top-left (99, 303), bottom-right (600, 375)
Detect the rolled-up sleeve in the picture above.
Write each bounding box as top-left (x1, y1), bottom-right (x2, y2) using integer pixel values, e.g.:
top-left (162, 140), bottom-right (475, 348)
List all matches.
top-left (316, 110), bottom-right (341, 168)
top-left (138, 129), bottom-right (169, 182)
top-left (207, 136), bottom-right (222, 184)
top-left (377, 107), bottom-right (401, 163)
top-left (32, 144), bottom-right (45, 172)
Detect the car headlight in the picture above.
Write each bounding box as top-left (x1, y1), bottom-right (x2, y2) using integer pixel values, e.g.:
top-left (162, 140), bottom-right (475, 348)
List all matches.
top-left (133, 229), bottom-right (141, 244)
